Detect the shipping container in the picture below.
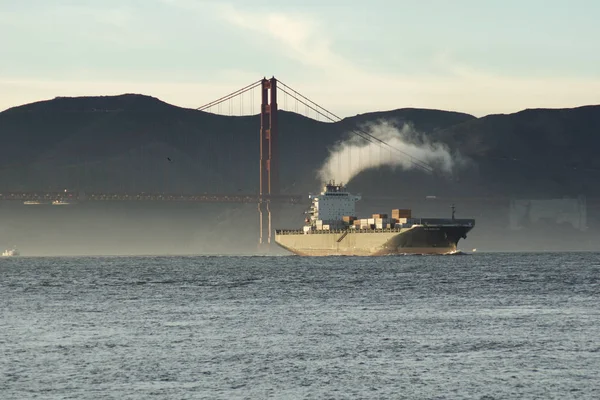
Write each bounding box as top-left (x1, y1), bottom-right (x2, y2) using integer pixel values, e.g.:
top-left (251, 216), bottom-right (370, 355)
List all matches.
top-left (392, 209), bottom-right (412, 218)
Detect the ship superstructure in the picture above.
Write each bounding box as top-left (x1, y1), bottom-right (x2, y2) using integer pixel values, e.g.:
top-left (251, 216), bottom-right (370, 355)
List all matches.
top-left (305, 182), bottom-right (361, 231)
top-left (275, 182), bottom-right (475, 256)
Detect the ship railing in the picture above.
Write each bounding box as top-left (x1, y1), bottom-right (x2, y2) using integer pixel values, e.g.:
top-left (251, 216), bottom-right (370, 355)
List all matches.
top-left (275, 221), bottom-right (474, 235)
top-left (275, 227), bottom-right (407, 235)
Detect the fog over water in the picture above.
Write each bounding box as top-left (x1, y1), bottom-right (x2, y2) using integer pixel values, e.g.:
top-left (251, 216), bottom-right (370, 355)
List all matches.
top-left (0, 202), bottom-right (279, 257)
top-left (0, 199), bottom-right (597, 256)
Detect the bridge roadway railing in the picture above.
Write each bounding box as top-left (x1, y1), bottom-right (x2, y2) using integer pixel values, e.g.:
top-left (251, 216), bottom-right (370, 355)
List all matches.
top-left (0, 193), bottom-right (509, 204)
top-left (4, 192), bottom-right (599, 207)
top-left (0, 192), bottom-right (304, 204)
top-left (276, 219), bottom-right (475, 235)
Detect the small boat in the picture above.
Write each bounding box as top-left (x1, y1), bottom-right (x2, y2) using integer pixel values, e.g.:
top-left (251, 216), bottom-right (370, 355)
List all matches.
top-left (52, 199), bottom-right (75, 205)
top-left (2, 247), bottom-right (20, 257)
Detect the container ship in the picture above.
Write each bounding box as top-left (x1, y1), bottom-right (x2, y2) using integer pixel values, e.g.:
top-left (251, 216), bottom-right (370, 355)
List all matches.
top-left (275, 182), bottom-right (475, 256)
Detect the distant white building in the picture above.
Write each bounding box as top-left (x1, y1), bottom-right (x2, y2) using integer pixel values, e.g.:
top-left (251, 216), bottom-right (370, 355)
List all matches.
top-left (509, 196), bottom-right (587, 231)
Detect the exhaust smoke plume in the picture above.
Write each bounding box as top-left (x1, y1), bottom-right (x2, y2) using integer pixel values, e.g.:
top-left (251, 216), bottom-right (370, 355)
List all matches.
top-left (318, 121), bottom-right (462, 185)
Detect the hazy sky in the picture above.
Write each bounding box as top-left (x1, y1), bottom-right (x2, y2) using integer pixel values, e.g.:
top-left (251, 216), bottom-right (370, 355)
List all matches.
top-left (1, 0), bottom-right (599, 116)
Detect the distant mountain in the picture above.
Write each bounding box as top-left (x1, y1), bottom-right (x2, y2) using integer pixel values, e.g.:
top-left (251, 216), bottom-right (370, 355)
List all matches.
top-left (1, 94), bottom-right (599, 200)
top-left (436, 105), bottom-right (600, 197)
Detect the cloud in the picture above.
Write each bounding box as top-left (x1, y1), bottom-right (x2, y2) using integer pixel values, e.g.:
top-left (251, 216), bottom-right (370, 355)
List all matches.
top-left (2, 2), bottom-right (600, 117)
top-left (213, 4), bottom-right (600, 117)
top-left (217, 4), bottom-right (349, 72)
top-left (0, 3), bottom-right (162, 48)
top-left (1, 3), bottom-right (129, 28)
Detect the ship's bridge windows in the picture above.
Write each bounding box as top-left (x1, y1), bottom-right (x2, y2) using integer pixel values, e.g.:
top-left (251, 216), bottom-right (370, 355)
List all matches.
top-left (324, 193), bottom-right (348, 197)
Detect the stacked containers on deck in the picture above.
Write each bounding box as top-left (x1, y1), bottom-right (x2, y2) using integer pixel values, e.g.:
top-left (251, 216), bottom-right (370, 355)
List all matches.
top-left (372, 214), bottom-right (389, 229)
top-left (392, 209), bottom-right (412, 227)
top-left (342, 216), bottom-right (357, 224)
top-left (392, 209), bottom-right (411, 218)
top-left (375, 219), bottom-right (385, 229)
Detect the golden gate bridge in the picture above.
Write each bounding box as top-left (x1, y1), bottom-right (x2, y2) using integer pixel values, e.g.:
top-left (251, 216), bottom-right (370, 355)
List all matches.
top-left (1, 76), bottom-right (449, 245)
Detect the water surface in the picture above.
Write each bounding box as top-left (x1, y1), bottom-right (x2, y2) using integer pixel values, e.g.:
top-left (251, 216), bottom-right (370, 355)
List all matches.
top-left (1, 253), bottom-right (599, 399)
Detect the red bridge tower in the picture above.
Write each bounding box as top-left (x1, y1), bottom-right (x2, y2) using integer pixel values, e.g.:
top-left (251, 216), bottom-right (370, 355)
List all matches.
top-left (258, 77), bottom-right (279, 245)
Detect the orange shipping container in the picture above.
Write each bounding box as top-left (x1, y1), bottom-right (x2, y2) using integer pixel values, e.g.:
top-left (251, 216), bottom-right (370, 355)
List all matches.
top-left (392, 209), bottom-right (411, 218)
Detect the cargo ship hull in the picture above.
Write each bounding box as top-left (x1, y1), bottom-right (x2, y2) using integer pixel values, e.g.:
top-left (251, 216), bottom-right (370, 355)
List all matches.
top-left (275, 222), bottom-right (474, 256)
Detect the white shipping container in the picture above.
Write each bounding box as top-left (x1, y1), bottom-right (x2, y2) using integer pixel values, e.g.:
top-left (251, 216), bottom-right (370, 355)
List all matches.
top-left (368, 218), bottom-right (375, 224)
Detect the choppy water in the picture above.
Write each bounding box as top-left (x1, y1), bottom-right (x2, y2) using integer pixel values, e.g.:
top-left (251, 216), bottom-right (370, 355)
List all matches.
top-left (1, 253), bottom-right (599, 399)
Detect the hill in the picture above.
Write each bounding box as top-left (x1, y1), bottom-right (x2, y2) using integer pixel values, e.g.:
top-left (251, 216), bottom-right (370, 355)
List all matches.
top-left (437, 105), bottom-right (600, 197)
top-left (1, 94), bottom-right (599, 199)
top-left (0, 94), bottom-right (474, 195)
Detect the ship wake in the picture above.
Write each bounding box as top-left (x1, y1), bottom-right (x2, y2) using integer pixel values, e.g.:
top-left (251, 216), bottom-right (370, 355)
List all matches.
top-left (392, 250), bottom-right (469, 256)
